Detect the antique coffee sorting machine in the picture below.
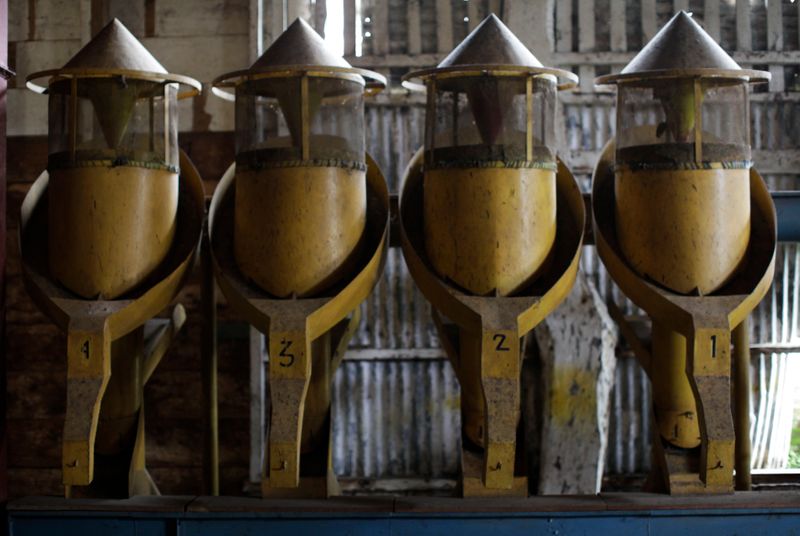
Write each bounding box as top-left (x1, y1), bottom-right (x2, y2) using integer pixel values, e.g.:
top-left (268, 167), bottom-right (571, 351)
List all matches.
top-left (593, 12), bottom-right (776, 494)
top-left (400, 15), bottom-right (584, 496)
top-left (22, 19), bottom-right (204, 497)
top-left (210, 19), bottom-right (388, 497)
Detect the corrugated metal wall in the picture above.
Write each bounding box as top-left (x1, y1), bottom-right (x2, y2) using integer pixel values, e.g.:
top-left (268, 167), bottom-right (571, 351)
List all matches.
top-left (253, 1), bottom-right (800, 483)
top-left (333, 247), bottom-right (460, 479)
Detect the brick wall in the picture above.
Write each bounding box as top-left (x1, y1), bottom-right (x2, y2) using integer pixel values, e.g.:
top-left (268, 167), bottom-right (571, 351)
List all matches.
top-left (5, 0), bottom-right (257, 497)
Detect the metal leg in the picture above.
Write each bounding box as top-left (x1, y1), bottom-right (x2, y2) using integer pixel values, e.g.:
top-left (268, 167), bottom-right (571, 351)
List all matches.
top-left (733, 316), bottom-right (752, 491)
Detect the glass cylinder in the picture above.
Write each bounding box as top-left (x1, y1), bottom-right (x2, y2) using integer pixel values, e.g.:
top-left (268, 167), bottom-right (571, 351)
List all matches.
top-left (47, 77), bottom-right (179, 299)
top-left (614, 78), bottom-right (751, 295)
top-left (423, 74), bottom-right (557, 297)
top-left (233, 75), bottom-right (367, 298)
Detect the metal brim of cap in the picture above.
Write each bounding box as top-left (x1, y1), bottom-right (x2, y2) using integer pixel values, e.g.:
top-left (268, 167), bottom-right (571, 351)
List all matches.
top-left (401, 64), bottom-right (578, 91)
top-left (595, 67), bottom-right (770, 87)
top-left (210, 65), bottom-right (387, 102)
top-left (27, 68), bottom-right (202, 99)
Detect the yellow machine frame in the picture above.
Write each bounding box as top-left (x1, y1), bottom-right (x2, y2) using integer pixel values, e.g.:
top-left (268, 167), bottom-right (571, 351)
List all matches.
top-left (593, 141), bottom-right (776, 494)
top-left (209, 155), bottom-right (388, 497)
top-left (19, 151), bottom-right (205, 497)
top-left (400, 149), bottom-right (585, 495)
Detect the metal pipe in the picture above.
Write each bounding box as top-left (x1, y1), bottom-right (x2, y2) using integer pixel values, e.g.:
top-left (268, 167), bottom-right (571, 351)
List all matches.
top-left (773, 191), bottom-right (800, 242)
top-left (651, 323), bottom-right (700, 449)
top-left (202, 224), bottom-right (220, 496)
top-left (733, 316), bottom-right (752, 491)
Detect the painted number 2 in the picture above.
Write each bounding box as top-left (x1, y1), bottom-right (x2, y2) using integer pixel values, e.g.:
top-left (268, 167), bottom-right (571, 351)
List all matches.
top-left (279, 338), bottom-right (295, 367)
top-left (493, 334), bottom-right (510, 352)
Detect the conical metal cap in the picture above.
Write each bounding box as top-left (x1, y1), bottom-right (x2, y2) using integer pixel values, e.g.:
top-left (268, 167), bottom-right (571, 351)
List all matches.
top-left (26, 18), bottom-right (201, 98)
top-left (64, 18), bottom-right (167, 73)
top-left (403, 14), bottom-right (576, 89)
top-left (252, 17), bottom-right (351, 70)
top-left (596, 11), bottom-right (769, 84)
top-left (438, 14), bottom-right (543, 70)
top-left (212, 17), bottom-right (385, 100)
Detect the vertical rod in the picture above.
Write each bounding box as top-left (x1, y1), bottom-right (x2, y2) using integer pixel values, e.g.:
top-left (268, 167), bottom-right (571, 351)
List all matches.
top-left (733, 316), bottom-right (752, 491)
top-left (300, 75), bottom-right (310, 161)
top-left (452, 90), bottom-right (459, 148)
top-left (693, 78), bottom-right (703, 163)
top-left (424, 79), bottom-right (436, 167)
top-left (526, 76), bottom-right (533, 162)
top-left (70, 77), bottom-right (78, 160)
top-left (0, 0), bottom-right (8, 503)
top-left (202, 223), bottom-right (219, 496)
top-left (149, 95), bottom-right (155, 153)
top-left (163, 85), bottom-right (170, 164)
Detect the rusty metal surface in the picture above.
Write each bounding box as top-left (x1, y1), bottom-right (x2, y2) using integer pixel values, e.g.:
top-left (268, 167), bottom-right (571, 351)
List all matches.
top-left (331, 357), bottom-right (461, 479)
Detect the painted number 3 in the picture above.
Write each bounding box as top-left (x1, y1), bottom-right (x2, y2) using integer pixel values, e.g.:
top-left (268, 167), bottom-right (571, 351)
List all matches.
top-left (279, 338), bottom-right (295, 367)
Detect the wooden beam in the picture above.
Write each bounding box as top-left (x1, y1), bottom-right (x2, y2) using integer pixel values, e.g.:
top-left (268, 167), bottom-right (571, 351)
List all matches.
top-left (578, 0), bottom-right (595, 92)
top-left (767, 0), bottom-right (783, 51)
top-left (265, 0), bottom-right (286, 47)
top-left (248, 327), bottom-right (265, 484)
top-left (555, 0), bottom-right (572, 52)
top-left (313, 0), bottom-right (326, 36)
top-left (610, 0), bottom-right (626, 52)
top-left (436, 0), bottom-right (453, 54)
top-left (641, 0), bottom-right (657, 43)
top-left (0, 0), bottom-right (7, 504)
top-left (736, 0), bottom-right (751, 51)
top-left (249, 0), bottom-right (264, 63)
top-left (373, 0), bottom-right (389, 56)
top-left (703, 0), bottom-right (720, 41)
top-left (534, 275), bottom-right (617, 495)
top-left (767, 0), bottom-right (784, 91)
top-left (504, 0), bottom-right (553, 65)
top-left (407, 0), bottom-right (422, 55)
top-left (79, 0), bottom-right (92, 45)
top-left (467, 0), bottom-right (480, 31)
top-left (344, 0), bottom-right (356, 56)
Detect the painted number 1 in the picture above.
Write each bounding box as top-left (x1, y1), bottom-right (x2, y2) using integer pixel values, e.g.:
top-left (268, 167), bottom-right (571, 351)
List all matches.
top-left (710, 335), bottom-right (717, 358)
top-left (81, 340), bottom-right (90, 360)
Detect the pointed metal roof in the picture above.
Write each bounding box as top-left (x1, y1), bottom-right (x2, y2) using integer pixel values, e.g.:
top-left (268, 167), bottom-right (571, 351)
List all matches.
top-left (64, 18), bottom-right (167, 73)
top-left (403, 14), bottom-right (577, 89)
top-left (437, 14), bottom-right (543, 70)
top-left (26, 18), bottom-right (201, 98)
top-left (596, 11), bottom-right (769, 84)
top-left (212, 17), bottom-right (385, 101)
top-left (251, 17), bottom-right (352, 70)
